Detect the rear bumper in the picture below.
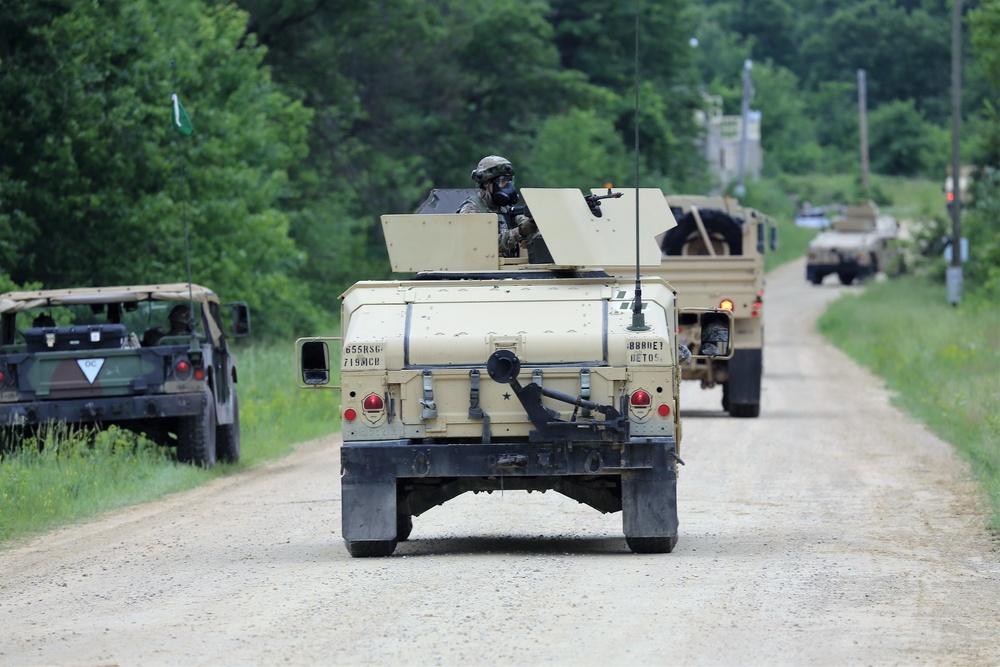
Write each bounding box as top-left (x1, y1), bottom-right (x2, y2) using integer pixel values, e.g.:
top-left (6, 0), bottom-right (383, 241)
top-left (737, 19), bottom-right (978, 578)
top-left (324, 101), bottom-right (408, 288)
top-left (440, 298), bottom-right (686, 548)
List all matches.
top-left (807, 261), bottom-right (874, 277)
top-left (341, 437), bottom-right (674, 482)
top-left (340, 437), bottom-right (679, 542)
top-left (0, 392), bottom-right (209, 427)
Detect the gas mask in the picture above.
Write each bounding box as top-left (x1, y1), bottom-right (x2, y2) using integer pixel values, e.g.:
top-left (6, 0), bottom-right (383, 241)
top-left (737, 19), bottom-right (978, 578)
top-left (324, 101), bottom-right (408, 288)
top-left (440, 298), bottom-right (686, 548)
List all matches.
top-left (491, 177), bottom-right (519, 207)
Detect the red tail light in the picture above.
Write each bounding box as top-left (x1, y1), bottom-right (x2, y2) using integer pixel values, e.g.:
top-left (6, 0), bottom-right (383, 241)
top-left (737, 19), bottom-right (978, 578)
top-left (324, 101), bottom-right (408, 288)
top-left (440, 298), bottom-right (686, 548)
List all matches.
top-left (194, 368), bottom-right (205, 380)
top-left (658, 404), bottom-right (671, 417)
top-left (174, 360), bottom-right (191, 378)
top-left (343, 408), bottom-right (358, 422)
top-left (630, 390), bottom-right (651, 407)
top-left (363, 393), bottom-right (384, 411)
top-left (0, 371), bottom-right (5, 384)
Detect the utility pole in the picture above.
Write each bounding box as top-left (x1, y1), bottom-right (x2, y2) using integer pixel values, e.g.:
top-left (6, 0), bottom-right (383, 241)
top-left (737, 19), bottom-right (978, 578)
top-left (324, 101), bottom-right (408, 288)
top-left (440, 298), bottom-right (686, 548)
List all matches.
top-left (735, 59), bottom-right (752, 197)
top-left (948, 0), bottom-right (963, 306)
top-left (857, 69), bottom-right (870, 193)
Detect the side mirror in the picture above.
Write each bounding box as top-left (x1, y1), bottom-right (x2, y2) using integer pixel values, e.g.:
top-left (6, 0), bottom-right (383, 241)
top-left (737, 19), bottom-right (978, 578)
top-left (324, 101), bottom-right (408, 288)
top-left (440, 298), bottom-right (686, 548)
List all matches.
top-left (680, 308), bottom-right (735, 360)
top-left (757, 221), bottom-right (765, 254)
top-left (227, 302), bottom-right (251, 337)
top-left (769, 225), bottom-right (778, 252)
top-left (300, 340), bottom-right (331, 386)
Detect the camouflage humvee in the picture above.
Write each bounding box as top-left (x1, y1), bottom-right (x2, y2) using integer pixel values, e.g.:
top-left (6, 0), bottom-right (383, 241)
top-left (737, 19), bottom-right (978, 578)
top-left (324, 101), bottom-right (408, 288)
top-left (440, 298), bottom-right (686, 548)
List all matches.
top-left (298, 188), bottom-right (733, 557)
top-left (0, 283), bottom-right (250, 466)
top-left (806, 201), bottom-right (899, 285)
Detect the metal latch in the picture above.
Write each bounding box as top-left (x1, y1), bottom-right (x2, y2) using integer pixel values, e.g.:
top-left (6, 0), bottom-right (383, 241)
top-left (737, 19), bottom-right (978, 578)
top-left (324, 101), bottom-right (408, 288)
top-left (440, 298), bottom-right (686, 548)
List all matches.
top-left (419, 369), bottom-right (437, 420)
top-left (579, 368), bottom-right (591, 418)
top-left (468, 369), bottom-right (491, 444)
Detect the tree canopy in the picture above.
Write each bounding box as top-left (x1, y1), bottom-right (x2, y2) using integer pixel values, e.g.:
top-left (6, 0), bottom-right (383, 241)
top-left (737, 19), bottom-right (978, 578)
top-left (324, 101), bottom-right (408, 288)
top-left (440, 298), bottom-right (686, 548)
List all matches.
top-left (1, 0), bottom-right (996, 334)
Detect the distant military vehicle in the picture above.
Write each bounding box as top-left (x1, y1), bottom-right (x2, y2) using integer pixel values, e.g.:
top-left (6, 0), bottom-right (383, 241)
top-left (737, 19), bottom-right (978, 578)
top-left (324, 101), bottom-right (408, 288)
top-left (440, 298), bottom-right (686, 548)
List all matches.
top-left (794, 205), bottom-right (831, 230)
top-left (298, 188), bottom-right (733, 557)
top-left (611, 195), bottom-right (774, 418)
top-left (806, 201), bottom-right (899, 285)
top-left (0, 283), bottom-right (250, 466)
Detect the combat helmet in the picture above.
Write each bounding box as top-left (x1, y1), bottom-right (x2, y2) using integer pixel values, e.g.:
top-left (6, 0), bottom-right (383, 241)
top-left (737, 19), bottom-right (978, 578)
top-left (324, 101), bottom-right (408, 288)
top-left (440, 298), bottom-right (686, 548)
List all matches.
top-left (471, 155), bottom-right (514, 185)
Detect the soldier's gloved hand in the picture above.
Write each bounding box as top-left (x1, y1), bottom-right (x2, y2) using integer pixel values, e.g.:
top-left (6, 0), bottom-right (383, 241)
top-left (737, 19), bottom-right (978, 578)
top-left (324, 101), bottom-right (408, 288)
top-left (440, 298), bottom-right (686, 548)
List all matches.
top-left (517, 218), bottom-right (538, 238)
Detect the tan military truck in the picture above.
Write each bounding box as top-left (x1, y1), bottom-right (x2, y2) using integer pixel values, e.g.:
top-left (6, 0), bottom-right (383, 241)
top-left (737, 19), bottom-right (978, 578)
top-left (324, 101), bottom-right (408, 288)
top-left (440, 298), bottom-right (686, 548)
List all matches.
top-left (297, 188), bottom-right (733, 557)
top-left (611, 194), bottom-right (773, 418)
top-left (806, 201), bottom-right (899, 286)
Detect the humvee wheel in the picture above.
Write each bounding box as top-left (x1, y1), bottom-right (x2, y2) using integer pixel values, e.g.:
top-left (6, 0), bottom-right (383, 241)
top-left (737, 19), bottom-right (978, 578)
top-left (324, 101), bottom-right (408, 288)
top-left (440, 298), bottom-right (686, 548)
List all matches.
top-left (721, 381), bottom-right (730, 412)
top-left (730, 402), bottom-right (760, 418)
top-left (809, 273), bottom-right (824, 285)
top-left (216, 393), bottom-right (241, 463)
top-left (177, 388), bottom-right (217, 468)
top-left (346, 540), bottom-right (398, 558)
top-left (397, 512), bottom-right (413, 542)
top-left (626, 536), bottom-right (678, 554)
top-left (838, 271), bottom-right (856, 285)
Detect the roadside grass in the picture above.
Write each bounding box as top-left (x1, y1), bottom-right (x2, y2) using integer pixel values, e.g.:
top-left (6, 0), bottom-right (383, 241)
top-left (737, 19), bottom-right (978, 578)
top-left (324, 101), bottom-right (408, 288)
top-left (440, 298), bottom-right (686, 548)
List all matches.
top-left (0, 340), bottom-right (341, 544)
top-left (817, 275), bottom-right (1000, 531)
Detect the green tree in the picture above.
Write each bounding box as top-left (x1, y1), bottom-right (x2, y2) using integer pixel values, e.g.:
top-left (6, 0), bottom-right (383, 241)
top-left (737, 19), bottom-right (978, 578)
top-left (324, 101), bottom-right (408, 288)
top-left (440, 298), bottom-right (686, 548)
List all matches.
top-left (0, 0), bottom-right (315, 337)
top-left (750, 62), bottom-right (823, 175)
top-left (796, 1), bottom-right (951, 123)
top-left (235, 0), bottom-right (606, 302)
top-left (547, 0), bottom-right (705, 184)
top-left (867, 100), bottom-right (943, 176)
top-left (529, 107), bottom-right (633, 187)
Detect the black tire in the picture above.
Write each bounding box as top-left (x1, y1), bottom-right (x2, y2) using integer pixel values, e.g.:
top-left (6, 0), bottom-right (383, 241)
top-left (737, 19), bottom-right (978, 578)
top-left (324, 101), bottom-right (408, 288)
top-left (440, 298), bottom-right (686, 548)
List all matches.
top-left (809, 272), bottom-right (824, 285)
top-left (397, 512), bottom-right (413, 542)
top-left (838, 271), bottom-right (856, 285)
top-left (661, 210), bottom-right (743, 257)
top-left (176, 388), bottom-right (217, 468)
top-left (216, 392), bottom-right (241, 464)
top-left (626, 535), bottom-right (678, 554)
top-left (730, 402), bottom-right (760, 418)
top-left (346, 540), bottom-right (397, 558)
top-left (721, 381), bottom-right (730, 412)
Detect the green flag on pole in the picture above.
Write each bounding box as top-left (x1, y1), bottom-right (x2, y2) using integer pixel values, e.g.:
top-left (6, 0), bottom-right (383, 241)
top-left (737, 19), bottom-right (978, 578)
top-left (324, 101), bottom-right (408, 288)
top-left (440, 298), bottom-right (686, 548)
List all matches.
top-left (171, 93), bottom-right (193, 136)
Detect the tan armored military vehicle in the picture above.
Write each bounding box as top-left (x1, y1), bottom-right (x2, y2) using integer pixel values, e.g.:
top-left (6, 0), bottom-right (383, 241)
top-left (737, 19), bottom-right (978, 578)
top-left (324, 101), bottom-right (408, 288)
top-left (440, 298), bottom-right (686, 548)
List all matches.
top-left (611, 194), bottom-right (773, 418)
top-left (806, 201), bottom-right (899, 285)
top-left (297, 188), bottom-right (733, 557)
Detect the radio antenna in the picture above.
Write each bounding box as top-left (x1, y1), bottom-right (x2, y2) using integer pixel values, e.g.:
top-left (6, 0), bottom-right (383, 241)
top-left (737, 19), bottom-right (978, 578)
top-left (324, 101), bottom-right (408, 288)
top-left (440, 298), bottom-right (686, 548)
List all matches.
top-left (171, 60), bottom-right (197, 330)
top-left (628, 0), bottom-right (649, 331)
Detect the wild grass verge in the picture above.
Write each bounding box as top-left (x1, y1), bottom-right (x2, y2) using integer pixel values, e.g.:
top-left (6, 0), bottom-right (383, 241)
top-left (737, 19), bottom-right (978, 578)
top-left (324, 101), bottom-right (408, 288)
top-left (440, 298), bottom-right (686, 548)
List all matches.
top-left (0, 340), bottom-right (340, 545)
top-left (817, 275), bottom-right (1000, 531)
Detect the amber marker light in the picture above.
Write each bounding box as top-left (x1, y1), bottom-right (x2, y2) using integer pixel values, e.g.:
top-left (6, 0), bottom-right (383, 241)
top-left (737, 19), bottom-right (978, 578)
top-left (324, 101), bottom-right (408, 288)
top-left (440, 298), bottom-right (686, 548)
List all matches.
top-left (720, 299), bottom-right (735, 311)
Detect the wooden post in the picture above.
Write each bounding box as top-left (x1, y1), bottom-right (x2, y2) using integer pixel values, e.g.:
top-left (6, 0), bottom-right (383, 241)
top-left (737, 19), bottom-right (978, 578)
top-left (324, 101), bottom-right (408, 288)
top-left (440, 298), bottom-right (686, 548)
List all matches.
top-left (857, 69), bottom-right (870, 192)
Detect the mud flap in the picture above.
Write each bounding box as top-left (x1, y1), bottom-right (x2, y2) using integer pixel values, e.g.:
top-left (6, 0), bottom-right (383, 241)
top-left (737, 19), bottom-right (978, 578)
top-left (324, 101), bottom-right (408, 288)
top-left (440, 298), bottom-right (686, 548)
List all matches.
top-left (727, 348), bottom-right (762, 407)
top-left (622, 439), bottom-right (678, 540)
top-left (342, 479), bottom-right (397, 542)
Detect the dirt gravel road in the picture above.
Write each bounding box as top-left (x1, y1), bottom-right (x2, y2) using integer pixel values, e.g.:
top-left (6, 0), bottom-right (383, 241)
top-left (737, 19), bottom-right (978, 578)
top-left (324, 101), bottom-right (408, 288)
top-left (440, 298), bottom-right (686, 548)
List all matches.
top-left (1, 258), bottom-right (998, 666)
